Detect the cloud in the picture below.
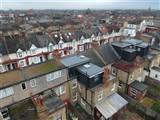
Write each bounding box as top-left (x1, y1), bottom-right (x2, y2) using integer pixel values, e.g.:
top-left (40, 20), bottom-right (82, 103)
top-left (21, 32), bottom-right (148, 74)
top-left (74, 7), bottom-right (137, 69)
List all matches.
top-left (2, 0), bottom-right (160, 10)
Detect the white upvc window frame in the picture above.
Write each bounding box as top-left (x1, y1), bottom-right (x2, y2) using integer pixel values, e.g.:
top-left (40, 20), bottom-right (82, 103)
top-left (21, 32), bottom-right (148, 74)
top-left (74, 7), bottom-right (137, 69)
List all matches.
top-left (30, 79), bottom-right (37, 88)
top-left (81, 98), bottom-right (86, 107)
top-left (72, 92), bottom-right (78, 102)
top-left (72, 79), bottom-right (77, 89)
top-left (130, 87), bottom-right (137, 96)
top-left (97, 90), bottom-right (103, 101)
top-left (60, 85), bottom-right (66, 95)
top-left (0, 87), bottom-right (14, 99)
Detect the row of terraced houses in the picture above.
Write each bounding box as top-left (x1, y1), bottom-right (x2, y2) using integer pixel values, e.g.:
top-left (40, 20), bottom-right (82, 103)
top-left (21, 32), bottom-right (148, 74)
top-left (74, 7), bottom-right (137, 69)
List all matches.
top-left (0, 19), bottom-right (160, 120)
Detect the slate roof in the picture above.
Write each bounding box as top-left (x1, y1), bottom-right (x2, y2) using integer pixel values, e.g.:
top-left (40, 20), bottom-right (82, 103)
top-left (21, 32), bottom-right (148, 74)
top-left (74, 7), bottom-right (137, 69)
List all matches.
top-left (80, 44), bottom-right (120, 67)
top-left (112, 60), bottom-right (137, 73)
top-left (122, 38), bottom-right (143, 45)
top-left (112, 41), bottom-right (131, 48)
top-left (96, 44), bottom-right (120, 65)
top-left (130, 81), bottom-right (148, 92)
top-left (80, 48), bottom-right (105, 67)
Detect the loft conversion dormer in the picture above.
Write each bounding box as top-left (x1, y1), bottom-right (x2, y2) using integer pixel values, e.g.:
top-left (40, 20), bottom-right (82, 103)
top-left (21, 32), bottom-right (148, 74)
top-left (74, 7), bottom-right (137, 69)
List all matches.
top-left (61, 55), bottom-right (90, 78)
top-left (77, 63), bottom-right (104, 88)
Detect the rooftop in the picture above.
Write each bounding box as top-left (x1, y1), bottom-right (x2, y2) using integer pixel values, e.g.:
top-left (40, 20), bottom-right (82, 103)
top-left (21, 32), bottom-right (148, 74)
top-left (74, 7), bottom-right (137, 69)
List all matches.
top-left (0, 60), bottom-right (65, 89)
top-left (95, 93), bottom-right (128, 119)
top-left (130, 80), bottom-right (148, 92)
top-left (136, 42), bottom-right (149, 48)
top-left (61, 55), bottom-right (90, 68)
top-left (122, 38), bottom-right (143, 45)
top-left (112, 60), bottom-right (138, 73)
top-left (123, 48), bottom-right (136, 53)
top-left (77, 63), bottom-right (103, 78)
top-left (112, 41), bottom-right (131, 48)
top-left (151, 66), bottom-right (160, 72)
top-left (44, 92), bottom-right (65, 113)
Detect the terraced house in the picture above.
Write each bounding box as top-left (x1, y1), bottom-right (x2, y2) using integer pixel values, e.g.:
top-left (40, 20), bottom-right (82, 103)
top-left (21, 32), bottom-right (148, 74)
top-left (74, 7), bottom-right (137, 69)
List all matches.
top-left (61, 44), bottom-right (128, 120)
top-left (0, 60), bottom-right (68, 120)
top-left (0, 28), bottom-right (122, 73)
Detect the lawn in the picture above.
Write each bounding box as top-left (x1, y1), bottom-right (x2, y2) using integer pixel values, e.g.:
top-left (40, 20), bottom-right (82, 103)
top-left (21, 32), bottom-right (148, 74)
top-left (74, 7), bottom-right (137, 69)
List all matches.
top-left (119, 110), bottom-right (144, 120)
top-left (141, 97), bottom-right (155, 108)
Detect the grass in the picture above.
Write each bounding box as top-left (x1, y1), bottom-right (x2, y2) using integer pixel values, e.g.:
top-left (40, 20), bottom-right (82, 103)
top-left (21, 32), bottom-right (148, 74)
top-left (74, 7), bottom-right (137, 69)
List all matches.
top-left (151, 100), bottom-right (160, 113)
top-left (26, 60), bottom-right (63, 78)
top-left (119, 110), bottom-right (145, 120)
top-left (141, 97), bottom-right (155, 108)
top-left (144, 81), bottom-right (160, 96)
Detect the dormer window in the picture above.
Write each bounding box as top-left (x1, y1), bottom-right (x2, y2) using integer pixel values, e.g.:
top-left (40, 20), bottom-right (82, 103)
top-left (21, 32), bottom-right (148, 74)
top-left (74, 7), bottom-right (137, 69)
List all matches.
top-left (17, 52), bottom-right (23, 58)
top-left (48, 45), bottom-right (53, 52)
top-left (31, 49), bottom-right (36, 55)
top-left (94, 75), bottom-right (99, 82)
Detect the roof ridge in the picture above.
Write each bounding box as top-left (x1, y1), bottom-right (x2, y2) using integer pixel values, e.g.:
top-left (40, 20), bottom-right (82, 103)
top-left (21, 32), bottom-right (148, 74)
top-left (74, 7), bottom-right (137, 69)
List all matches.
top-left (93, 48), bottom-right (107, 66)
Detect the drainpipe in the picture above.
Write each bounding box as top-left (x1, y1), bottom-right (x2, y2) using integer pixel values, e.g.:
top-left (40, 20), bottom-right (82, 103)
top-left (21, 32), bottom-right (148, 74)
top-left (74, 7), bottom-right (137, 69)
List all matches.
top-left (125, 73), bottom-right (130, 94)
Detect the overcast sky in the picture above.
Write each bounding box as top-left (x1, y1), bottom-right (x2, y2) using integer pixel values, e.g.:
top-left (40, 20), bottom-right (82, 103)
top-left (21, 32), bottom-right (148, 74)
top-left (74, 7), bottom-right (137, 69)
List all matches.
top-left (1, 0), bottom-right (160, 10)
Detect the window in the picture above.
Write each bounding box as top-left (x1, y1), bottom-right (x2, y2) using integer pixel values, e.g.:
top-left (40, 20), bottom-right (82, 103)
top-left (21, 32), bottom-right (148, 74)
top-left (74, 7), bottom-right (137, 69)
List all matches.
top-left (0, 87), bottom-right (14, 99)
top-left (130, 73), bottom-right (134, 80)
top-left (0, 108), bottom-right (10, 119)
top-left (19, 60), bottom-right (25, 67)
top-left (54, 85), bottom-right (66, 96)
top-left (60, 85), bottom-right (66, 95)
top-left (94, 75), bottom-right (99, 82)
top-left (48, 45), bottom-right (53, 52)
top-left (155, 74), bottom-right (158, 78)
top-left (119, 81), bottom-right (122, 88)
top-left (30, 79), bottom-right (37, 88)
top-left (79, 45), bottom-right (84, 51)
top-left (31, 49), bottom-right (36, 55)
top-left (17, 52), bottom-right (23, 58)
top-left (21, 82), bottom-right (27, 90)
top-left (47, 70), bottom-right (63, 82)
top-left (81, 98), bottom-right (85, 107)
top-left (97, 90), bottom-right (103, 101)
top-left (72, 92), bottom-right (77, 102)
top-left (54, 113), bottom-right (62, 120)
top-left (0, 65), bottom-right (4, 72)
top-left (130, 88), bottom-right (137, 97)
top-left (137, 48), bottom-right (141, 51)
top-left (111, 83), bottom-right (116, 91)
top-left (72, 79), bottom-right (77, 89)
top-left (47, 73), bottom-right (54, 81)
top-left (79, 84), bottom-right (82, 92)
top-left (112, 67), bottom-right (116, 75)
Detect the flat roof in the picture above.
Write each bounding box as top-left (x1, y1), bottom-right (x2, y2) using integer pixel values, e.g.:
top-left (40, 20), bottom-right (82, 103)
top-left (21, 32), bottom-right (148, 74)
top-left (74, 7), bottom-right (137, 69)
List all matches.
top-left (61, 55), bottom-right (90, 68)
top-left (130, 80), bottom-right (148, 92)
top-left (77, 63), bottom-right (103, 78)
top-left (95, 93), bottom-right (128, 119)
top-left (151, 66), bottom-right (160, 72)
top-left (112, 41), bottom-right (131, 48)
top-left (123, 48), bottom-right (136, 53)
top-left (122, 38), bottom-right (143, 45)
top-left (136, 42), bottom-right (149, 48)
top-left (44, 92), bottom-right (65, 113)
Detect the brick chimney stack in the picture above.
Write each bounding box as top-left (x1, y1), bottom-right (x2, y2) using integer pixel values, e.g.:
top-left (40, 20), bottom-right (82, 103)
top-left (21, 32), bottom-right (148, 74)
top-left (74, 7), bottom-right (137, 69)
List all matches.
top-left (91, 40), bottom-right (99, 48)
top-left (103, 66), bottom-right (110, 87)
top-left (53, 49), bottom-right (61, 63)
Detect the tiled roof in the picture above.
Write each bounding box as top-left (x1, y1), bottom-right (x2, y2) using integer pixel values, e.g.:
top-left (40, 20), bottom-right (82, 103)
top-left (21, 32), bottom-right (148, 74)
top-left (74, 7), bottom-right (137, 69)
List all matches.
top-left (112, 60), bottom-right (138, 73)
